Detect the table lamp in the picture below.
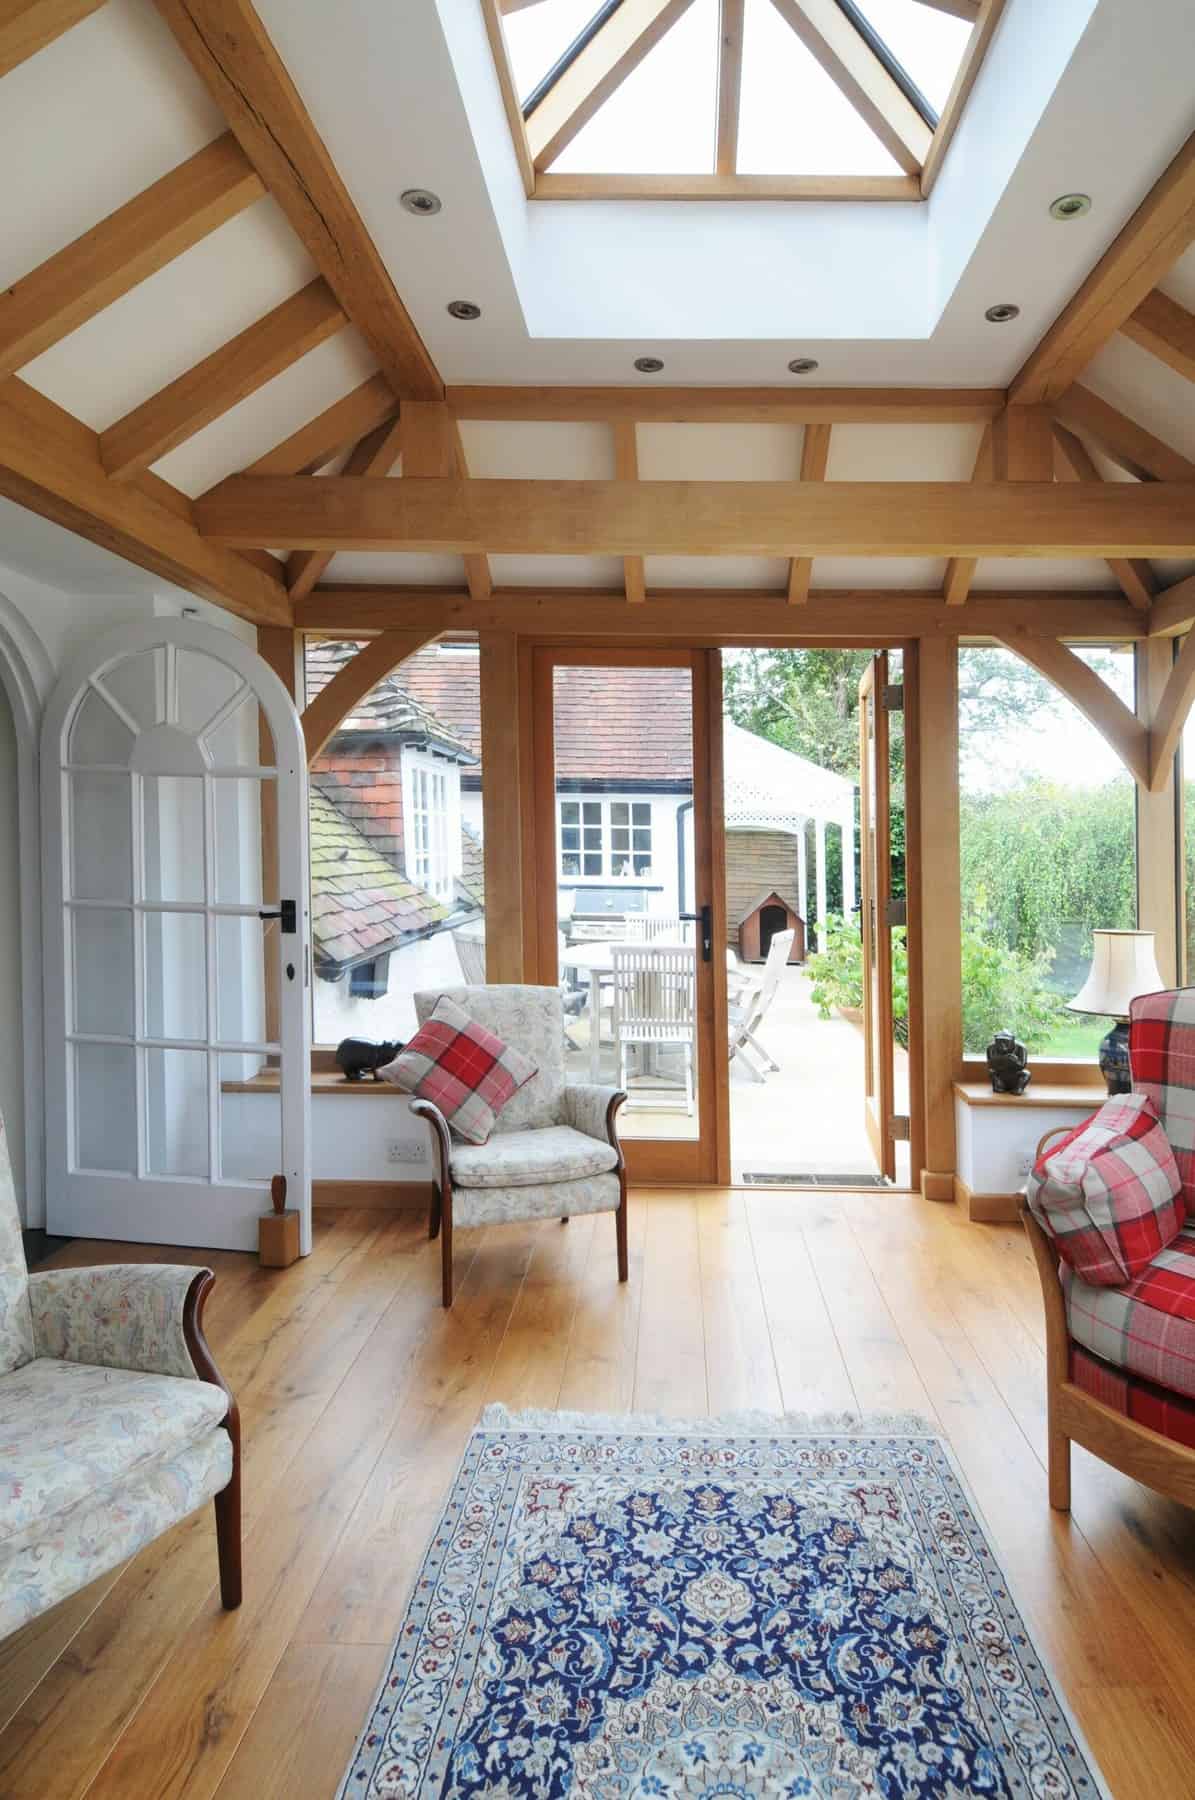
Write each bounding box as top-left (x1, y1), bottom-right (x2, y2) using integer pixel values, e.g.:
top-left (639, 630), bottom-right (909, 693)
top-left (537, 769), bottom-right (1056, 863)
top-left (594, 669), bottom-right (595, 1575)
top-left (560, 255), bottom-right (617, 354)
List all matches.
top-left (1067, 929), bottom-right (1164, 1095)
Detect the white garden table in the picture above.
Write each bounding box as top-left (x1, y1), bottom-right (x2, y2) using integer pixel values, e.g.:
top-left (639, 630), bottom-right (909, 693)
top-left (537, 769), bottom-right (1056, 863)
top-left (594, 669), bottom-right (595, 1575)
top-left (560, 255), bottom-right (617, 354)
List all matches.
top-left (560, 940), bottom-right (700, 1082)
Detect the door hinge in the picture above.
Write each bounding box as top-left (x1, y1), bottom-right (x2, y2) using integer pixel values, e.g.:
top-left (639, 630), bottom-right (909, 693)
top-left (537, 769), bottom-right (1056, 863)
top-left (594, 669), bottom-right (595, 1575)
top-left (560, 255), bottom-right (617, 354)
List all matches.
top-left (882, 684), bottom-right (904, 713)
top-left (888, 1114), bottom-right (911, 1142)
top-left (885, 898), bottom-right (907, 928)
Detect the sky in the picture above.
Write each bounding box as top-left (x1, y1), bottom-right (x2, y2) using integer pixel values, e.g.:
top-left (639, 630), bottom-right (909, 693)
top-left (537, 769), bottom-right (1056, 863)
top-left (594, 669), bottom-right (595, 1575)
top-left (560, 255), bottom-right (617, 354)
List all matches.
top-left (503, 0), bottom-right (970, 177)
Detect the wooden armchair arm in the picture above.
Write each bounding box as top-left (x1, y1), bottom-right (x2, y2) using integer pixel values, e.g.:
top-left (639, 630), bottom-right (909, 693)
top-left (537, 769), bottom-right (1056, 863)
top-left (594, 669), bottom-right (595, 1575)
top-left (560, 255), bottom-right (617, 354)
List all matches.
top-left (409, 1097), bottom-right (452, 1184)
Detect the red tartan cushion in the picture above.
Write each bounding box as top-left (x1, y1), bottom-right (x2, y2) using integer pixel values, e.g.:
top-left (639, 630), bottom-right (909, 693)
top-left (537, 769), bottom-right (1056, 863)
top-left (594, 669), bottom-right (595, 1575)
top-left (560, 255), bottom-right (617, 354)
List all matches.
top-left (378, 997), bottom-right (538, 1146)
top-left (1026, 1090), bottom-right (1184, 1286)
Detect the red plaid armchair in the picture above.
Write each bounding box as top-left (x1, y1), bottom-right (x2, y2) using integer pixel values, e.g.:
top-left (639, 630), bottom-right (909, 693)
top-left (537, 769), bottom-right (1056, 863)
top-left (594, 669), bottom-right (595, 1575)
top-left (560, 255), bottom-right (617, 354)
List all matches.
top-left (1023, 988), bottom-right (1195, 1510)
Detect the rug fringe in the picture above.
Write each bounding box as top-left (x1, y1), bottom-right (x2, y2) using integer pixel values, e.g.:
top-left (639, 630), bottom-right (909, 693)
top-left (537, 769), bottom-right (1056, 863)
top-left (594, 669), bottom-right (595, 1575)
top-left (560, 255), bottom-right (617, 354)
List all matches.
top-left (478, 1404), bottom-right (939, 1437)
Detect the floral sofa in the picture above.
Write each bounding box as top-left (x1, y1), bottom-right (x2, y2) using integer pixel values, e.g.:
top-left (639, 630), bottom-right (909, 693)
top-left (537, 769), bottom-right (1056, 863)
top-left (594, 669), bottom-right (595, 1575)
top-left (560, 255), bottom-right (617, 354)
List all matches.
top-left (409, 985), bottom-right (627, 1307)
top-left (1023, 987), bottom-right (1195, 1511)
top-left (0, 1107), bottom-right (240, 1639)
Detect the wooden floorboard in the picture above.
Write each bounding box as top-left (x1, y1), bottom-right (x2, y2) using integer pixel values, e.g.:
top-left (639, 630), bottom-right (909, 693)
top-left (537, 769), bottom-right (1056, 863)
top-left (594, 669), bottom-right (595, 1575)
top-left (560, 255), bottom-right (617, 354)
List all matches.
top-left (4, 1192), bottom-right (1195, 1797)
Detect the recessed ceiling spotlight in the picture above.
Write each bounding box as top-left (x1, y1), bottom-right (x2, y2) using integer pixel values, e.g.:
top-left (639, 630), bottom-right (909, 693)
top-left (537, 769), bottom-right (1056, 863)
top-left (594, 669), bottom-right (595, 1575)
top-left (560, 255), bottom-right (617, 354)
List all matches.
top-left (401, 187), bottom-right (442, 216)
top-left (446, 300), bottom-right (481, 321)
top-left (984, 302), bottom-right (1021, 324)
top-left (634, 356), bottom-right (665, 373)
top-left (787, 357), bottom-right (820, 375)
top-left (1049, 192), bottom-right (1091, 221)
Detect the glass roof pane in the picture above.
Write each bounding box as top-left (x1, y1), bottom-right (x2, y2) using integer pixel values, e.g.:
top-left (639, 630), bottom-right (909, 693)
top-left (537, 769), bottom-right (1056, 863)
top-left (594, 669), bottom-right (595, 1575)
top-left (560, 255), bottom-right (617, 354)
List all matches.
top-left (855, 0), bottom-right (971, 114)
top-left (550, 0), bottom-right (718, 175)
top-left (738, 0), bottom-right (902, 176)
top-left (505, 0), bottom-right (609, 105)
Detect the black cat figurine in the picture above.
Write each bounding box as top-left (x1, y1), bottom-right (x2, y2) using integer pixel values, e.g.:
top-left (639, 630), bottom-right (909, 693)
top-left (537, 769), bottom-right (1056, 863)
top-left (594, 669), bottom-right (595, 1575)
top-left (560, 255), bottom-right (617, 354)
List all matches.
top-left (335, 1037), bottom-right (402, 1082)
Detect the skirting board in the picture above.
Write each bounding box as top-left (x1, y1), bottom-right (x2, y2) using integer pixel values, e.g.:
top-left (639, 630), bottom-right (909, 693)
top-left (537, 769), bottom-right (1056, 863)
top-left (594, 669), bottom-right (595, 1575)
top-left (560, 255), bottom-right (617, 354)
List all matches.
top-left (954, 1176), bottom-right (1022, 1224)
top-left (921, 1170), bottom-right (955, 1203)
top-left (313, 1179), bottom-right (431, 1212)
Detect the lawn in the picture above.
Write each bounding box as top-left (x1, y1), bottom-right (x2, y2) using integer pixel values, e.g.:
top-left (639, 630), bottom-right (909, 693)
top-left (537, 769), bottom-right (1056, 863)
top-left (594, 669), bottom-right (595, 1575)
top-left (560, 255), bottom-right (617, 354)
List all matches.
top-left (1036, 1016), bottom-right (1109, 1059)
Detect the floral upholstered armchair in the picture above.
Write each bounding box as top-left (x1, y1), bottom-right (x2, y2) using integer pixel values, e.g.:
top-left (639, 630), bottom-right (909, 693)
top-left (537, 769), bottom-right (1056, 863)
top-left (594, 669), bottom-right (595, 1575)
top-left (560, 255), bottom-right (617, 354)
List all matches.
top-left (410, 985), bottom-right (628, 1307)
top-left (0, 1107), bottom-right (240, 1640)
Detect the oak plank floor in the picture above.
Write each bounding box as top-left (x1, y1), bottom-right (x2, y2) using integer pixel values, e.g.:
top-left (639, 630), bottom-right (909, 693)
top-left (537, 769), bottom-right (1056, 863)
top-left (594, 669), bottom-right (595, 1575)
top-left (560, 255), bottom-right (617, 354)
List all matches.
top-left (4, 1192), bottom-right (1195, 1797)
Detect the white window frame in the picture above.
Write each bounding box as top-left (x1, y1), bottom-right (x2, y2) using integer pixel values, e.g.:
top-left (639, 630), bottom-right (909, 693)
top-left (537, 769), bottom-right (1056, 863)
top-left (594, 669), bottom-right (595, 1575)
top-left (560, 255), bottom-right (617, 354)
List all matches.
top-left (401, 746), bottom-right (460, 904)
top-left (558, 796), bottom-right (654, 883)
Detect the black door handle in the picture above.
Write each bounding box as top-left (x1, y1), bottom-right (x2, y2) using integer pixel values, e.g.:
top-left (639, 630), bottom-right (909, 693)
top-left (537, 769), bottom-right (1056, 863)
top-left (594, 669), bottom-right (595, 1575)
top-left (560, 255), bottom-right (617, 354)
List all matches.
top-left (259, 899), bottom-right (297, 934)
top-left (678, 903), bottom-right (713, 962)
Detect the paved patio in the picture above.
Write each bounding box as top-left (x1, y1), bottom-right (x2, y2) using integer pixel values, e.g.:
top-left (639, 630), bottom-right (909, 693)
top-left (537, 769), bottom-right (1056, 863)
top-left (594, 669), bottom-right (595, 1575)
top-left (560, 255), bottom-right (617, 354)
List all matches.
top-left (564, 962), bottom-right (911, 1186)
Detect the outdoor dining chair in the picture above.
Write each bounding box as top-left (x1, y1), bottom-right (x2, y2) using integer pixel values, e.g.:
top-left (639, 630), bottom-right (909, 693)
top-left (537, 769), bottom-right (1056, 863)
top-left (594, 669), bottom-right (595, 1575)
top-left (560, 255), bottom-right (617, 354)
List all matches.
top-left (612, 944), bottom-right (697, 1114)
top-left (728, 928), bottom-right (796, 1083)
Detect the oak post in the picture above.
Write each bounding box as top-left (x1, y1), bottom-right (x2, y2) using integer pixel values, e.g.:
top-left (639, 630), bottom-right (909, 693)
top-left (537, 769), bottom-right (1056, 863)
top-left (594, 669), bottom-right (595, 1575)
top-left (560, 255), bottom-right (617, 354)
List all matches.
top-left (479, 631), bottom-right (525, 984)
top-left (916, 636), bottom-right (961, 1199)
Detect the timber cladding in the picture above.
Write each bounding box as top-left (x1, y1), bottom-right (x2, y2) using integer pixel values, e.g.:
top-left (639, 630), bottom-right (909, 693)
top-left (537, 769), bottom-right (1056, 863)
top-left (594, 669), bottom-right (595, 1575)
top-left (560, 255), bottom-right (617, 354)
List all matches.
top-left (725, 831), bottom-right (804, 949)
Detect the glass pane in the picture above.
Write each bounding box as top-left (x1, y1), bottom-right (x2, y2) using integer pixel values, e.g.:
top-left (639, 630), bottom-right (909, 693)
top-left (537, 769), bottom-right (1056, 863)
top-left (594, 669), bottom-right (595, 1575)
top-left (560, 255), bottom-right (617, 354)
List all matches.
top-left (144, 911), bottom-right (207, 1041)
top-left (555, 663), bottom-right (698, 1142)
top-left (204, 688), bottom-right (275, 770)
top-left (218, 1052), bottom-right (280, 1182)
top-left (856, 0), bottom-right (971, 115)
top-left (176, 647), bottom-right (242, 735)
top-left (69, 687), bottom-right (134, 766)
top-left (141, 775), bottom-right (205, 902)
top-left (99, 650), bottom-right (160, 733)
top-left (550, 0), bottom-right (717, 174)
top-left (145, 1048), bottom-right (208, 1178)
top-left (70, 771), bottom-right (132, 902)
top-left (74, 1042), bottom-right (136, 1173)
top-left (214, 913), bottom-right (270, 1047)
top-left (504, 0), bottom-right (606, 100)
top-left (72, 908), bottom-right (134, 1037)
top-left (213, 778), bottom-right (272, 906)
top-left (738, 0), bottom-right (901, 175)
top-left (958, 646), bottom-right (1137, 1059)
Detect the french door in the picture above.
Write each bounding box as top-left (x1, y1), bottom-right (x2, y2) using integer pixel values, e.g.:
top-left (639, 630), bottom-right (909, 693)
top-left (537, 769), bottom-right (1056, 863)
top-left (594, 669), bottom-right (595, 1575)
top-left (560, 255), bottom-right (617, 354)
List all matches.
top-left (858, 651), bottom-right (900, 1183)
top-left (532, 648), bottom-right (727, 1185)
top-left (42, 618), bottom-right (312, 1253)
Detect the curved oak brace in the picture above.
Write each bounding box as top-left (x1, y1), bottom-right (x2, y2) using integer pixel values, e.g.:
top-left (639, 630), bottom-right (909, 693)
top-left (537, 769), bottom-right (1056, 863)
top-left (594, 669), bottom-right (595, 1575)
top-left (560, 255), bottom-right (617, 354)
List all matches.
top-left (1147, 626), bottom-right (1195, 791)
top-left (301, 628), bottom-right (438, 762)
top-left (997, 633), bottom-right (1149, 789)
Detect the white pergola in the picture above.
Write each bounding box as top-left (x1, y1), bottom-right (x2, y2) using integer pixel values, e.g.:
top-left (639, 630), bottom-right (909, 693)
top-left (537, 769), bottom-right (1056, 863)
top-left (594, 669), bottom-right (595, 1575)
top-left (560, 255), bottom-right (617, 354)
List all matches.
top-left (722, 720), bottom-right (857, 941)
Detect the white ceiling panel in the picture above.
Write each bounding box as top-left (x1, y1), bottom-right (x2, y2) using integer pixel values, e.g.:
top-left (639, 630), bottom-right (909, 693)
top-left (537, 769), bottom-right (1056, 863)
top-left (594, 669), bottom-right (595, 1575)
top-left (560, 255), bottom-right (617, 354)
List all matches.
top-left (0, 0), bottom-right (223, 290)
top-left (1084, 336), bottom-right (1195, 462)
top-left (827, 425), bottom-right (984, 480)
top-left (644, 556), bottom-right (790, 590)
top-left (489, 556), bottom-right (624, 587)
top-left (153, 332), bottom-right (379, 495)
top-left (22, 199), bottom-right (317, 430)
top-left (813, 557), bottom-right (947, 589)
top-left (322, 553), bottom-right (466, 586)
top-left (637, 425), bottom-right (802, 481)
top-left (971, 559), bottom-right (1119, 590)
top-left (459, 422), bottom-right (614, 478)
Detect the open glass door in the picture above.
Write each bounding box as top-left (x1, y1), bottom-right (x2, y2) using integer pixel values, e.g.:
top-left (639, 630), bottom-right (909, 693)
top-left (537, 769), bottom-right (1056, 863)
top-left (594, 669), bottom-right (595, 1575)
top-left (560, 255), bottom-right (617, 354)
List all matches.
top-left (533, 648), bottom-right (724, 1184)
top-left (42, 618), bottom-right (312, 1253)
top-left (858, 652), bottom-right (898, 1181)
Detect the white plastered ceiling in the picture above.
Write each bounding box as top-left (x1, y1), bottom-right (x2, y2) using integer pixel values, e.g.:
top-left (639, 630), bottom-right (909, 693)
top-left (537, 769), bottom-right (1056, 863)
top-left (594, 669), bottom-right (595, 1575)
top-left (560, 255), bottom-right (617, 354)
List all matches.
top-left (1, 0), bottom-right (1193, 603)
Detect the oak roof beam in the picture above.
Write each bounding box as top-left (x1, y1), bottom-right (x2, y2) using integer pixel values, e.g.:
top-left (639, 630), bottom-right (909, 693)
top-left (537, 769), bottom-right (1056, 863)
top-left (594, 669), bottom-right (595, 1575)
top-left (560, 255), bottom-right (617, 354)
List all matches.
top-left (445, 386), bottom-right (1005, 424)
top-left (1121, 288), bottom-right (1195, 385)
top-left (195, 474), bottom-right (1195, 559)
top-left (0, 134), bottom-right (262, 379)
top-left (1053, 385), bottom-right (1195, 484)
top-left (1052, 424), bottom-right (1155, 612)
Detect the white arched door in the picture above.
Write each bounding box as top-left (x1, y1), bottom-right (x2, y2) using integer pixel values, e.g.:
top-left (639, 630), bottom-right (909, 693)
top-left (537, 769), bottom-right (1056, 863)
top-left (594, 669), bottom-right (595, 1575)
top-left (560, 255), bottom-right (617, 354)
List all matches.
top-left (42, 619), bottom-right (311, 1254)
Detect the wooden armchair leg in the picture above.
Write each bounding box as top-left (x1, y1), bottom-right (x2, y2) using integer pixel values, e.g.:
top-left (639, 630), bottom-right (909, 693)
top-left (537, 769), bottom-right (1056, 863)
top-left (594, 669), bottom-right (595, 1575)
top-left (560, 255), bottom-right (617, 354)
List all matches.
top-left (441, 1207), bottom-right (454, 1308)
top-left (214, 1413), bottom-right (242, 1609)
top-left (1049, 1415), bottom-right (1072, 1512)
top-left (429, 1181), bottom-right (442, 1241)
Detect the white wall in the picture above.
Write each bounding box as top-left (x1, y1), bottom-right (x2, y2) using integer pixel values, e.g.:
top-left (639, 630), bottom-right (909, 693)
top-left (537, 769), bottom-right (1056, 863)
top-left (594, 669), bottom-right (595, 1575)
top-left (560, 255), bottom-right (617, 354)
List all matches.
top-left (313, 929), bottom-right (465, 1048)
top-left (0, 684), bottom-right (22, 1207)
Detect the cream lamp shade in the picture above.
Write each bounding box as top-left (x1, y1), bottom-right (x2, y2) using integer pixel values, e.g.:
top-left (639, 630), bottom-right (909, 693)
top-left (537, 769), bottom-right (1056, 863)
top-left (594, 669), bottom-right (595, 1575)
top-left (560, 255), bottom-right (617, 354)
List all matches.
top-left (1068, 929), bottom-right (1165, 1018)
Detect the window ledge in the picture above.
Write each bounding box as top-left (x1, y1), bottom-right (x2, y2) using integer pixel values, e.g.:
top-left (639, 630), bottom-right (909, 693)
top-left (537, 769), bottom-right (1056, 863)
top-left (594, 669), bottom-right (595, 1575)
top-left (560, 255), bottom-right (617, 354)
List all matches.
top-left (222, 1071), bottom-right (399, 1097)
top-left (953, 1082), bottom-right (1102, 1110)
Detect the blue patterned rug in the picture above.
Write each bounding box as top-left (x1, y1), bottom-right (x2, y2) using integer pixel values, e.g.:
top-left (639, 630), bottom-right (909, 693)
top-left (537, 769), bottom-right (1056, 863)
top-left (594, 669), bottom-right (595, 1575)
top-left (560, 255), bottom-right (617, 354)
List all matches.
top-left (339, 1409), bottom-right (1109, 1799)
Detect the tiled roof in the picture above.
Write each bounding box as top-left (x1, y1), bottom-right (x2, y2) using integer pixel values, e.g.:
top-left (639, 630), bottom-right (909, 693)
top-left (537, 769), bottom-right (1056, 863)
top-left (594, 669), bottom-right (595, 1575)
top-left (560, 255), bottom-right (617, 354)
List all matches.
top-left (309, 787), bottom-right (448, 972)
top-left (458, 820), bottom-right (484, 908)
top-left (398, 646), bottom-right (482, 758)
top-left (304, 640), bottom-right (477, 761)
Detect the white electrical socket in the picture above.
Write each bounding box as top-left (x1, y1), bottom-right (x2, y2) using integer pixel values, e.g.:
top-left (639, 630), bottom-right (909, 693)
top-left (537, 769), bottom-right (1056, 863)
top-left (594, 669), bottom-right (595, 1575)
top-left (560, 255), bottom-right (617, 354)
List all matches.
top-left (388, 1139), bottom-right (423, 1165)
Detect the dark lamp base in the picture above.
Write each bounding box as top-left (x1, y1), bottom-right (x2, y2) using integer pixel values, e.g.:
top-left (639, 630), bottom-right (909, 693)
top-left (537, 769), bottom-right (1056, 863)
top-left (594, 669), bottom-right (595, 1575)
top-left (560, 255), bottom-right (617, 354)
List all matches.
top-left (1099, 1018), bottom-right (1131, 1096)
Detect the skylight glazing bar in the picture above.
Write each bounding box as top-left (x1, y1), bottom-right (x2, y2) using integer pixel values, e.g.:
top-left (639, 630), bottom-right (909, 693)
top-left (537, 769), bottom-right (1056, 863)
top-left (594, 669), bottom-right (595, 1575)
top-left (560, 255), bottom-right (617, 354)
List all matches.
top-left (522, 0), bottom-right (626, 117)
top-left (832, 0), bottom-right (938, 129)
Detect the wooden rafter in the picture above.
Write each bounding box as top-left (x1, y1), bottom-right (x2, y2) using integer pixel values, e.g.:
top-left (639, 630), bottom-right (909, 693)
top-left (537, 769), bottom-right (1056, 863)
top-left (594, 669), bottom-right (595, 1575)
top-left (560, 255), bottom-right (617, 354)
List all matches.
top-left (942, 425), bottom-right (991, 605)
top-left (1149, 573), bottom-right (1195, 638)
top-left (525, 0), bottom-right (696, 171)
top-left (296, 587), bottom-right (1142, 641)
top-left (445, 386), bottom-right (1004, 423)
top-left (399, 402), bottom-right (492, 604)
top-left (613, 421), bottom-right (646, 603)
top-left (715, 0), bottom-right (745, 177)
top-left (0, 377), bottom-right (288, 624)
top-left (991, 404), bottom-right (1053, 480)
top-left (152, 0), bottom-right (442, 399)
top-left (920, 0), bottom-right (1006, 198)
top-left (301, 629), bottom-right (437, 763)
top-left (239, 375), bottom-right (397, 478)
top-left (1121, 288), bottom-right (1195, 385)
top-left (285, 412), bottom-right (404, 604)
top-left (0, 134), bottom-right (262, 379)
top-left (533, 172), bottom-right (920, 200)
top-left (768, 0), bottom-right (932, 176)
top-left (0, 0), bottom-right (105, 78)
top-left (447, 423), bottom-right (494, 604)
top-left (196, 475), bottom-right (1195, 558)
top-left (1053, 384), bottom-right (1195, 484)
top-left (100, 278), bottom-right (346, 481)
top-left (1147, 627), bottom-right (1195, 791)
top-left (997, 634), bottom-right (1150, 788)
top-left (481, 0), bottom-right (534, 197)
top-left (1010, 132), bottom-right (1195, 404)
top-left (1052, 425), bottom-right (1155, 612)
top-left (787, 423), bottom-right (830, 604)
